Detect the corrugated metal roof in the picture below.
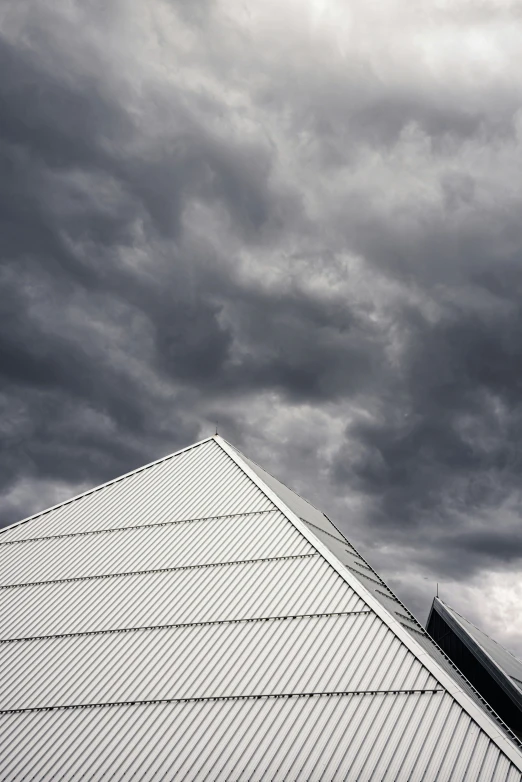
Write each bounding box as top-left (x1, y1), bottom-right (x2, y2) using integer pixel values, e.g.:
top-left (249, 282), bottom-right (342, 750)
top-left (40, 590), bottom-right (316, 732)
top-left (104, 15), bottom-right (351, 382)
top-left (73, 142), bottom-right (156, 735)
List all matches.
top-left (0, 613), bottom-right (438, 711)
top-left (0, 509), bottom-right (311, 586)
top-left (0, 555), bottom-right (366, 640)
top-left (0, 434), bottom-right (521, 780)
top-left (0, 438), bottom-right (271, 542)
top-left (0, 694), bottom-right (519, 781)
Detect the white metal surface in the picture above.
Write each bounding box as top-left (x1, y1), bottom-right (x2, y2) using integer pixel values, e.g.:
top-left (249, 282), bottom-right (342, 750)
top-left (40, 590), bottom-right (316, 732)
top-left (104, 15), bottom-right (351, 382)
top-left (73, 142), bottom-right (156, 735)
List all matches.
top-left (0, 438), bottom-right (271, 542)
top-left (0, 510), bottom-right (312, 586)
top-left (0, 555), bottom-right (366, 640)
top-left (0, 434), bottom-right (521, 780)
top-left (0, 613), bottom-right (437, 710)
top-left (0, 694), bottom-right (520, 781)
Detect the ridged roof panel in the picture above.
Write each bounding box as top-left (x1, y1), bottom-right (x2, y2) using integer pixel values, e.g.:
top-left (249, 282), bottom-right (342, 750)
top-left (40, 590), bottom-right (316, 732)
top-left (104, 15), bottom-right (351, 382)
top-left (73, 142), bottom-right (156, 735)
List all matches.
top-left (0, 613), bottom-right (437, 711)
top-left (0, 510), bottom-right (311, 586)
top-left (0, 694), bottom-right (519, 782)
top-left (0, 555), bottom-right (366, 640)
top-left (0, 438), bottom-right (271, 542)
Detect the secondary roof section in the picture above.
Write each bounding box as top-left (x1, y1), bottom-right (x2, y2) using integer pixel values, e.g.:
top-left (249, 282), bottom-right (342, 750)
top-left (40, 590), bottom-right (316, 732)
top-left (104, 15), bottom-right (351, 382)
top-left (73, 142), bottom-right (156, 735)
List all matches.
top-left (427, 596), bottom-right (522, 741)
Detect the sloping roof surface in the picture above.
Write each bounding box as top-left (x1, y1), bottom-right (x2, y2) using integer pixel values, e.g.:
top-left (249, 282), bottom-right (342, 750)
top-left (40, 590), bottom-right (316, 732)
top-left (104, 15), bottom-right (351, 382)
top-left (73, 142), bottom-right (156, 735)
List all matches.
top-left (0, 435), bottom-right (521, 781)
top-left (431, 599), bottom-right (522, 693)
top-left (238, 447), bottom-right (522, 727)
top-left (427, 596), bottom-right (522, 738)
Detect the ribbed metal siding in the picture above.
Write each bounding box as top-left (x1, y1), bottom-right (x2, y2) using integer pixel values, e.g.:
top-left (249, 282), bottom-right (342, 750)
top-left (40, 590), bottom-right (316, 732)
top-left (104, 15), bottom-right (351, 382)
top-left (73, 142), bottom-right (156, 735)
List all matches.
top-left (0, 556), bottom-right (366, 640)
top-left (0, 693), bottom-right (519, 781)
top-left (0, 440), bottom-right (272, 542)
top-left (0, 613), bottom-right (438, 710)
top-left (0, 511), bottom-right (311, 585)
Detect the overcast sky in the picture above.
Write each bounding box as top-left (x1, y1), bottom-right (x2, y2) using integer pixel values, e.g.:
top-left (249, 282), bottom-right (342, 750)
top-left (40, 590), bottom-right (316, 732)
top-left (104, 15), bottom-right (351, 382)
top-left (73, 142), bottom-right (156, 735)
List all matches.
top-left (1, 0), bottom-right (522, 655)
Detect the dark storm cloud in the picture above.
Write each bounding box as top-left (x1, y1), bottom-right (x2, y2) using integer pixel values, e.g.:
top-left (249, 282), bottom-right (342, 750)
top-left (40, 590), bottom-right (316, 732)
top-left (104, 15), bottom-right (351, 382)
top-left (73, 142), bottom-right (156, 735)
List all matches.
top-left (1, 0), bottom-right (522, 647)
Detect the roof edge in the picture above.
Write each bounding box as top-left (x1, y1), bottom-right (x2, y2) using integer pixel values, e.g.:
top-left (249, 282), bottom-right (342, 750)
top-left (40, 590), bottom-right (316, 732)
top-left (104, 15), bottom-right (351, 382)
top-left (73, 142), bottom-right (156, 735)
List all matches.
top-left (215, 435), bottom-right (522, 771)
top-left (227, 440), bottom-right (425, 633)
top-left (0, 435), bottom-right (216, 536)
top-left (432, 598), bottom-right (522, 712)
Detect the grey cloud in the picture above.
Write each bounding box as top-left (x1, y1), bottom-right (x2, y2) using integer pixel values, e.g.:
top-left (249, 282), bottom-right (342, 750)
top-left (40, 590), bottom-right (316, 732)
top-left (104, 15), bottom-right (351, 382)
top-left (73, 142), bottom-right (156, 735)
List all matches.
top-left (1, 0), bottom-right (522, 650)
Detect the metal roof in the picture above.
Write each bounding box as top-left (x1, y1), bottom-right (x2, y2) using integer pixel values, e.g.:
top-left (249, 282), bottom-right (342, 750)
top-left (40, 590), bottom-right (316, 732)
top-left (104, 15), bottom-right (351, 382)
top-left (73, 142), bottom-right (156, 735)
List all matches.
top-left (0, 435), bottom-right (521, 780)
top-left (429, 599), bottom-right (522, 692)
top-left (427, 597), bottom-right (522, 729)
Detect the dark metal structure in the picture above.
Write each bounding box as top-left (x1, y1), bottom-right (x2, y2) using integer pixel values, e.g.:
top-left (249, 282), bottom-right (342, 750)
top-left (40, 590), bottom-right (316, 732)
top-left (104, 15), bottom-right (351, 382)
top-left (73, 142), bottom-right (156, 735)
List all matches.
top-left (427, 597), bottom-right (522, 740)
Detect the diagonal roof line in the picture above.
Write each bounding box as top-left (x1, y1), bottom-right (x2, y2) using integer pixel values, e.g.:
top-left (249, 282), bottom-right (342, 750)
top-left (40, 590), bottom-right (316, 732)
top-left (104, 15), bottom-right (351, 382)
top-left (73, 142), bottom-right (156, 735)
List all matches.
top-left (0, 435), bottom-right (216, 536)
top-left (214, 435), bottom-right (522, 771)
top-left (432, 597), bottom-right (522, 711)
top-left (0, 610), bottom-right (373, 645)
top-left (0, 689), bottom-right (446, 716)
top-left (0, 554), bottom-right (319, 591)
top-left (0, 509), bottom-right (274, 547)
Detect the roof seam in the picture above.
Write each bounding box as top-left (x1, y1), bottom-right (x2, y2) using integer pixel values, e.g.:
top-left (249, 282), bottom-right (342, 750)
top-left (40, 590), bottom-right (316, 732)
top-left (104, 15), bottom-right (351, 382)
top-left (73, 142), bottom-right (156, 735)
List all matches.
top-left (344, 564), bottom-right (385, 587)
top-left (396, 612), bottom-right (420, 624)
top-left (0, 553), bottom-right (320, 591)
top-left (0, 509), bottom-right (274, 547)
top-left (0, 610), bottom-right (373, 644)
top-left (0, 689), bottom-right (445, 715)
top-left (375, 588), bottom-right (402, 603)
top-left (402, 623), bottom-right (427, 636)
top-left (301, 520), bottom-right (350, 546)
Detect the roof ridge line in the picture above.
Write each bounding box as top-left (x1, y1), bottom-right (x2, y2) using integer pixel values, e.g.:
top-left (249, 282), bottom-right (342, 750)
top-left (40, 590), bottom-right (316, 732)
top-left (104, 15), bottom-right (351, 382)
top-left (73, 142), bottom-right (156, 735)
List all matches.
top-left (215, 438), bottom-right (419, 626)
top-left (214, 436), bottom-right (522, 771)
top-left (0, 435), bottom-right (218, 537)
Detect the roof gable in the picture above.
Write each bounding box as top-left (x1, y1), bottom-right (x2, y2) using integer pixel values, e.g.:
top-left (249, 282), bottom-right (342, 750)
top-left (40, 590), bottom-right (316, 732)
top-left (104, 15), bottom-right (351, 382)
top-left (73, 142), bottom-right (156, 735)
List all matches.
top-left (0, 435), bottom-right (521, 780)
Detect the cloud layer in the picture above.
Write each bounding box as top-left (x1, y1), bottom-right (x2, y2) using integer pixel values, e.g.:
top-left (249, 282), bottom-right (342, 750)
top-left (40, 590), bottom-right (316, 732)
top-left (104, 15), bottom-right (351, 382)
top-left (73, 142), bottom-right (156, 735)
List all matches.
top-left (2, 0), bottom-right (522, 654)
